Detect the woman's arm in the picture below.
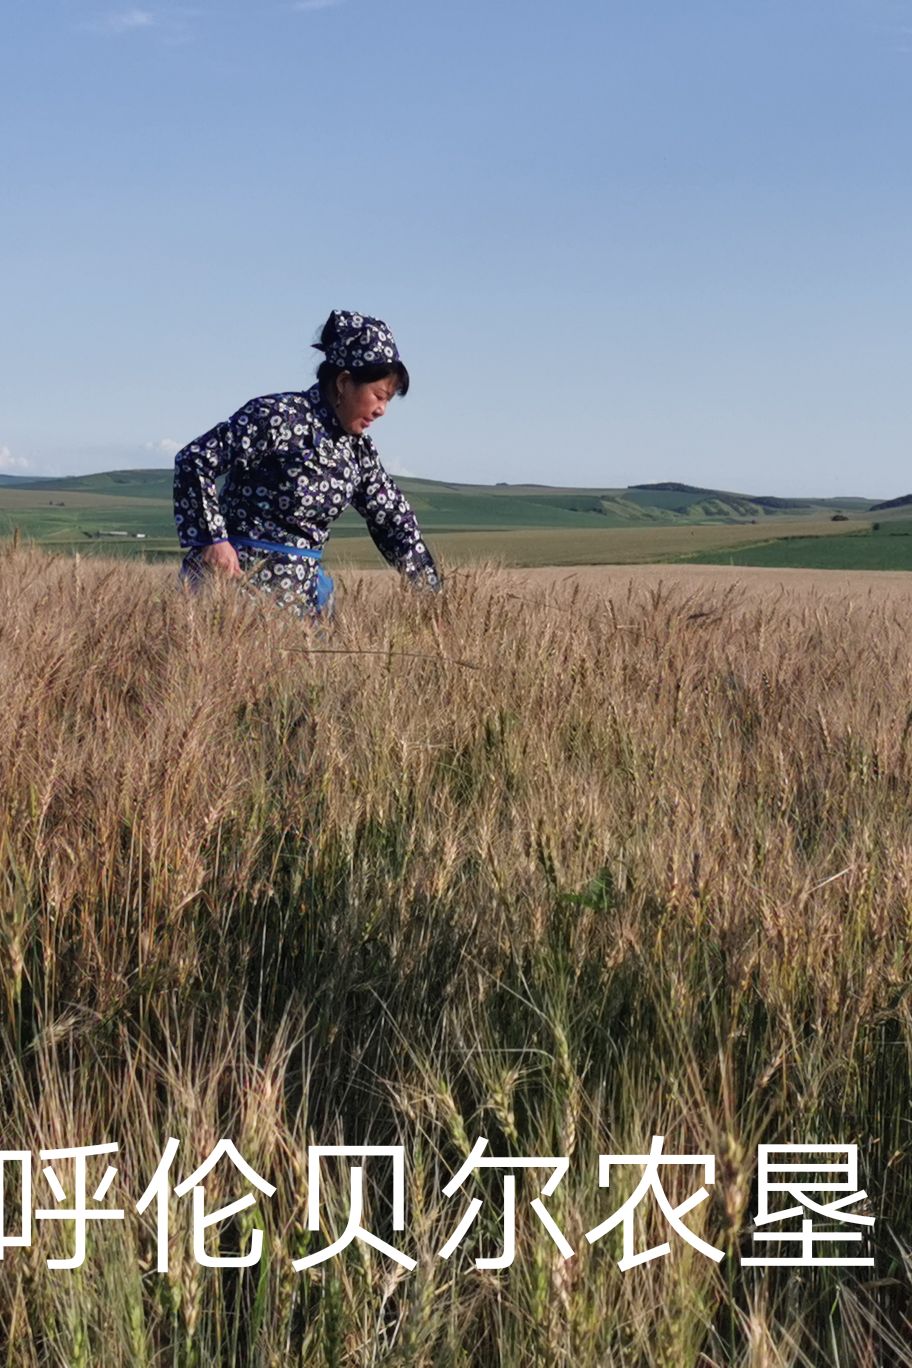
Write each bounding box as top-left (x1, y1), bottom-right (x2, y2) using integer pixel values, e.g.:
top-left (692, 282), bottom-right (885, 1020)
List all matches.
top-left (350, 438), bottom-right (442, 590)
top-left (172, 397), bottom-right (273, 548)
top-left (173, 416), bottom-right (234, 548)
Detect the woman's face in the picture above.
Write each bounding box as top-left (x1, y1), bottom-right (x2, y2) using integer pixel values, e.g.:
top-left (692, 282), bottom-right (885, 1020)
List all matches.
top-left (333, 373), bottom-right (399, 437)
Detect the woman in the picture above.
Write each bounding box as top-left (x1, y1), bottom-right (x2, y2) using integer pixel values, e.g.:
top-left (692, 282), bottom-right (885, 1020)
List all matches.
top-left (173, 310), bottom-right (441, 619)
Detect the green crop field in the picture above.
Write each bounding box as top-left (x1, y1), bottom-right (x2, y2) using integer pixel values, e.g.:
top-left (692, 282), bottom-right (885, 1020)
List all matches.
top-left (686, 522), bottom-right (912, 571)
top-left (0, 520), bottom-right (865, 572)
top-left (323, 520), bottom-right (862, 570)
top-left (1, 467), bottom-right (902, 571)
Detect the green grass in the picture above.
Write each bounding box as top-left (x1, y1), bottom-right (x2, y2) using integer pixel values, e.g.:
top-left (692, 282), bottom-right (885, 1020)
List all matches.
top-left (685, 523), bottom-right (912, 571)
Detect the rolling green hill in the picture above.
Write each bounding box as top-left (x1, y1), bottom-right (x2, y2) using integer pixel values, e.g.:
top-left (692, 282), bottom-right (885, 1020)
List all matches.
top-left (1, 468), bottom-right (908, 569)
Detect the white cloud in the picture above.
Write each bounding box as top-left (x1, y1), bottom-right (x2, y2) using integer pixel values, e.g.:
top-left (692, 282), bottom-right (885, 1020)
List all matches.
top-left (84, 7), bottom-right (202, 44)
top-left (91, 8), bottom-right (155, 34)
top-left (145, 438), bottom-right (181, 457)
top-left (382, 456), bottom-right (416, 478)
top-left (0, 444), bottom-right (31, 472)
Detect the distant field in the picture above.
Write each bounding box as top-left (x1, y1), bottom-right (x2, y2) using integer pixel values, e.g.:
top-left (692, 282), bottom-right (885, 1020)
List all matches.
top-left (323, 519), bottom-right (861, 569)
top-left (0, 488), bottom-right (177, 541)
top-left (25, 520), bottom-right (866, 571)
top-left (5, 467), bottom-right (912, 571)
top-left (686, 521), bottom-right (912, 571)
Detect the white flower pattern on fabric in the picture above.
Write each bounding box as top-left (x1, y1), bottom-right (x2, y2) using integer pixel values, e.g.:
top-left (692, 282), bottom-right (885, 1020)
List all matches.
top-left (324, 311), bottom-right (398, 370)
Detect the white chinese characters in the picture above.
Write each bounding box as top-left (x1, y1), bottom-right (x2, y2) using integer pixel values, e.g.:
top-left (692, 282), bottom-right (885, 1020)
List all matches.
top-left (585, 1134), bottom-right (724, 1270)
top-left (437, 1137), bottom-right (573, 1267)
top-left (293, 1145), bottom-right (416, 1271)
top-left (742, 1145), bottom-right (874, 1268)
top-left (0, 1136), bottom-right (876, 1273)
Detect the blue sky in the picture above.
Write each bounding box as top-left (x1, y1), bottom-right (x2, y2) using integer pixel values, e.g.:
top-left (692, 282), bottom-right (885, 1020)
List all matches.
top-left (2, 0), bottom-right (910, 494)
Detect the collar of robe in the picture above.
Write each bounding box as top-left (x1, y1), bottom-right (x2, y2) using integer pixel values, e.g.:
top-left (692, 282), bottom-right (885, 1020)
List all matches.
top-left (306, 382), bottom-right (373, 459)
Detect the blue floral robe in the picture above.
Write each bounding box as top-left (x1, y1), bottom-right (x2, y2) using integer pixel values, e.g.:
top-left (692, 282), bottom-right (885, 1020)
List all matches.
top-left (173, 383), bottom-right (441, 616)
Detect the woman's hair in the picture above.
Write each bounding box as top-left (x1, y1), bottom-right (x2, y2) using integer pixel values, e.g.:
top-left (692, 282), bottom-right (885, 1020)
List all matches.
top-left (312, 313), bottom-right (410, 396)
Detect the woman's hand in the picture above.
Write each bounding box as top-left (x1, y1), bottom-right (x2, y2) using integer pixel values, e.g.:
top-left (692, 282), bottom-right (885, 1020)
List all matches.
top-left (200, 542), bottom-right (242, 578)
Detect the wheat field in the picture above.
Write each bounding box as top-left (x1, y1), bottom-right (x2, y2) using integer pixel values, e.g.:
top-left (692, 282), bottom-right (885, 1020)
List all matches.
top-left (0, 544), bottom-right (910, 1366)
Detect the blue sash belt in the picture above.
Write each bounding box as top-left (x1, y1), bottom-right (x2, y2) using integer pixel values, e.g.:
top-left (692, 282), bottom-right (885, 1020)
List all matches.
top-left (230, 536), bottom-right (323, 560)
top-left (181, 537), bottom-right (333, 614)
top-left (231, 535), bottom-right (333, 613)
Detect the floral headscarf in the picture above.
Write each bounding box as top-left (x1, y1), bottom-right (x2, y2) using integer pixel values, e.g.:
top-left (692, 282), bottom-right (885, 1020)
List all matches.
top-left (321, 310), bottom-right (401, 370)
